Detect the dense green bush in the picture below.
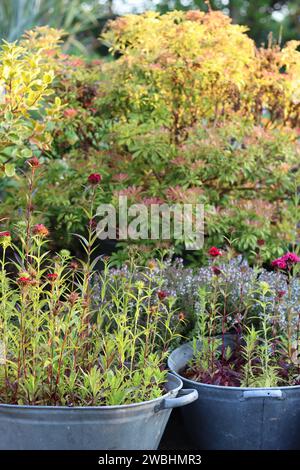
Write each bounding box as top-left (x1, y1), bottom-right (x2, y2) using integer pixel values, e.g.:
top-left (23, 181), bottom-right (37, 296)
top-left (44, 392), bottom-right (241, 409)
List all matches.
top-left (1, 11), bottom-right (300, 264)
top-left (98, 10), bottom-right (300, 262)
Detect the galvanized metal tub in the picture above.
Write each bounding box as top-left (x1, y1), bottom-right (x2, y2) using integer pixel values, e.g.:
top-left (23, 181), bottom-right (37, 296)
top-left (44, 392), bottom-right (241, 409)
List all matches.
top-left (168, 342), bottom-right (300, 450)
top-left (0, 373), bottom-right (197, 450)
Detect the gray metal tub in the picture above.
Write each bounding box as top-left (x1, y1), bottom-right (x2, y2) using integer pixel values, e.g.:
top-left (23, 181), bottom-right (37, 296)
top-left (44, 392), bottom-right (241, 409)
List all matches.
top-left (0, 373), bottom-right (197, 450)
top-left (168, 342), bottom-right (300, 450)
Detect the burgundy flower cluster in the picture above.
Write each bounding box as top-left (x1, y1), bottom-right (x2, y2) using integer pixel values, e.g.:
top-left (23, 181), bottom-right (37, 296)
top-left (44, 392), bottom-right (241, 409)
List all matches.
top-left (271, 252), bottom-right (300, 270)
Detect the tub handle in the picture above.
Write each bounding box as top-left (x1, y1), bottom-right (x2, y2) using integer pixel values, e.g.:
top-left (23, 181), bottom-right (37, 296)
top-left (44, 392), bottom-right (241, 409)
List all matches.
top-left (241, 390), bottom-right (284, 400)
top-left (160, 389), bottom-right (198, 411)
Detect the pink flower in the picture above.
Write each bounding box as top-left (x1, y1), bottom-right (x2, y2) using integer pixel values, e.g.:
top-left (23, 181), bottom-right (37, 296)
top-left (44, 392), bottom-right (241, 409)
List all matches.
top-left (186, 10), bottom-right (203, 22)
top-left (44, 49), bottom-right (56, 57)
top-left (272, 252), bottom-right (300, 270)
top-left (114, 186), bottom-right (143, 200)
top-left (271, 258), bottom-right (287, 270)
top-left (142, 197), bottom-right (164, 205)
top-left (208, 247), bottom-right (222, 257)
top-left (88, 173), bottom-right (102, 185)
top-left (65, 58), bottom-right (85, 67)
top-left (282, 252), bottom-right (300, 265)
top-left (170, 156), bottom-right (187, 166)
top-left (91, 59), bottom-right (102, 66)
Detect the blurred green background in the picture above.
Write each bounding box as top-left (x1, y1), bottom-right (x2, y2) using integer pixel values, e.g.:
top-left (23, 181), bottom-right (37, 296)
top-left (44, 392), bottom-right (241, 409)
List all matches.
top-left (0, 1), bottom-right (298, 55)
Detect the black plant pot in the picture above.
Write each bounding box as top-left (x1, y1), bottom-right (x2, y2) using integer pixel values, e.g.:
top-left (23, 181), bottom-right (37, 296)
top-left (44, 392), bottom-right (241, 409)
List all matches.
top-left (168, 341), bottom-right (300, 450)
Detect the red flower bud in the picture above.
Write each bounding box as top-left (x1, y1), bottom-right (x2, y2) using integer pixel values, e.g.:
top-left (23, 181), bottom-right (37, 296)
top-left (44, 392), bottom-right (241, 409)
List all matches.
top-left (27, 157), bottom-right (40, 168)
top-left (1, 231), bottom-right (12, 248)
top-left (208, 247), bottom-right (222, 257)
top-left (277, 290), bottom-right (286, 299)
top-left (88, 173), bottom-right (102, 185)
top-left (68, 292), bottom-right (79, 305)
top-left (212, 265), bottom-right (222, 275)
top-left (157, 290), bottom-right (168, 301)
top-left (18, 277), bottom-right (32, 286)
top-left (46, 273), bottom-right (58, 282)
top-left (88, 219), bottom-right (97, 230)
top-left (0, 231), bottom-right (11, 238)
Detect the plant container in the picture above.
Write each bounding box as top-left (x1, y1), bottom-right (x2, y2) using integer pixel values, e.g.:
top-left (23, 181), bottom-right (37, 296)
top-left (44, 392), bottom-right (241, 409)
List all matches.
top-left (0, 373), bottom-right (197, 450)
top-left (168, 342), bottom-right (300, 450)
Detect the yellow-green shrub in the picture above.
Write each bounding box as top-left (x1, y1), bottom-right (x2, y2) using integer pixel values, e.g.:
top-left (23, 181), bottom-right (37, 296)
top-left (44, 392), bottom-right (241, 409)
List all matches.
top-left (102, 10), bottom-right (256, 143)
top-left (102, 10), bottom-right (300, 137)
top-left (0, 27), bottom-right (62, 177)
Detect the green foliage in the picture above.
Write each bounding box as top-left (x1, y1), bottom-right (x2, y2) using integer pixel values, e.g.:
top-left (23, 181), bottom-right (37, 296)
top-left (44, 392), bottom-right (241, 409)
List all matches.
top-left (98, 10), bottom-right (300, 261)
top-left (185, 251), bottom-right (300, 387)
top-left (103, 119), bottom-right (299, 262)
top-left (0, 164), bottom-right (180, 406)
top-left (2, 11), bottom-right (300, 264)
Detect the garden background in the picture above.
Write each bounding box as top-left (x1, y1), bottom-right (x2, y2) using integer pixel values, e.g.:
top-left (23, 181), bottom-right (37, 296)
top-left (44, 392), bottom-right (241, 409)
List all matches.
top-left (0, 0), bottom-right (299, 266)
top-left (1, 1), bottom-right (300, 449)
top-left (1, 1), bottom-right (300, 47)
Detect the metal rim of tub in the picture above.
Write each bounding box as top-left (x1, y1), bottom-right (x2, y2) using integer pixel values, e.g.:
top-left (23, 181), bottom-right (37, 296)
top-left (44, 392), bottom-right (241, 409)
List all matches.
top-left (0, 373), bottom-right (198, 411)
top-left (0, 373), bottom-right (198, 450)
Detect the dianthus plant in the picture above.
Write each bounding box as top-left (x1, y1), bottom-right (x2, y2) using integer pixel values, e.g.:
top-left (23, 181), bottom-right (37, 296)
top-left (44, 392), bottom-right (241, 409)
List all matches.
top-left (184, 249), bottom-right (300, 387)
top-left (0, 161), bottom-right (180, 406)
